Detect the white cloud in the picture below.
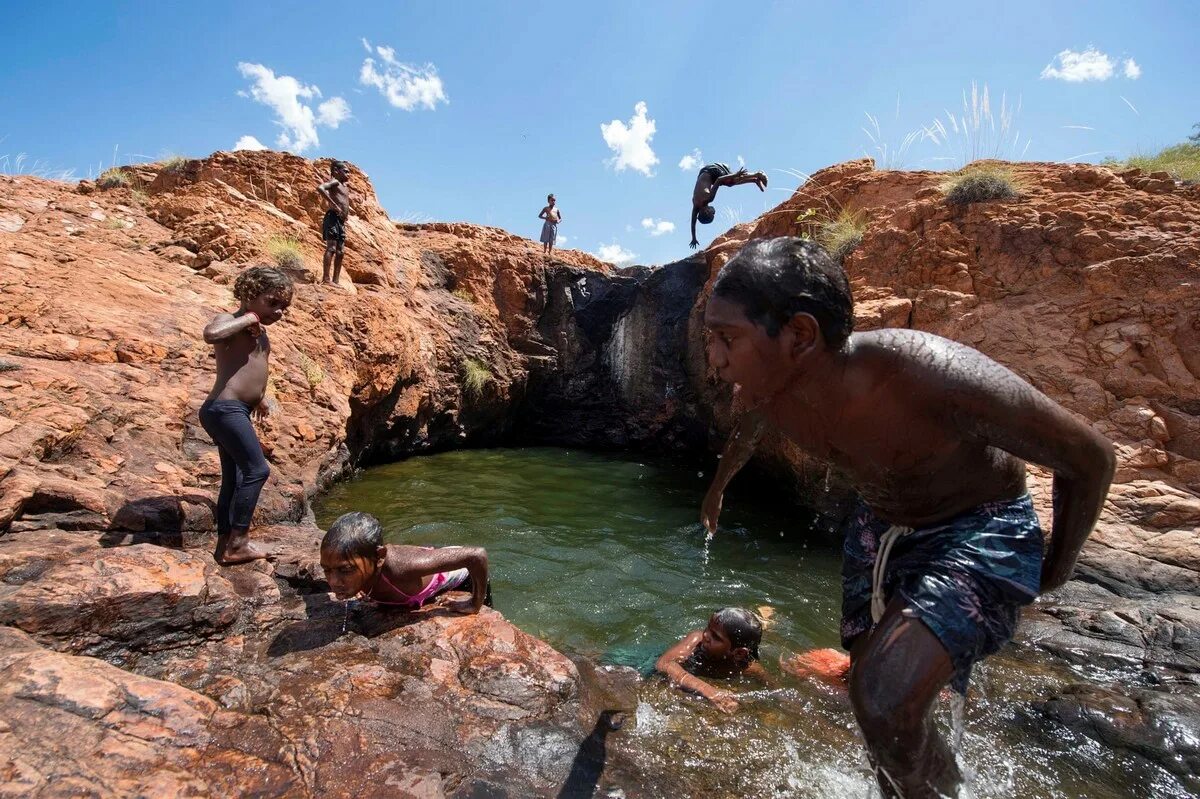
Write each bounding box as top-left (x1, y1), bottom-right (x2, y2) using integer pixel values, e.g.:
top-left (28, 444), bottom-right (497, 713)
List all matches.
top-left (1040, 48), bottom-right (1115, 82)
top-left (234, 135), bottom-right (269, 151)
top-left (236, 62), bottom-right (350, 153)
top-left (678, 148), bottom-right (703, 170)
top-left (596, 242), bottom-right (637, 265)
top-left (359, 43), bottom-right (448, 111)
top-left (557, 235), bottom-right (569, 246)
top-left (1123, 58), bottom-right (1142, 79)
top-left (641, 217), bottom-right (675, 236)
top-left (317, 97), bottom-right (351, 127)
top-left (600, 101), bottom-right (658, 176)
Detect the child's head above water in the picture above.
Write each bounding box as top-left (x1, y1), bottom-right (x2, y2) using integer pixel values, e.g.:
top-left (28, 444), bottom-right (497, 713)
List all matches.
top-left (700, 607), bottom-right (763, 667)
top-left (320, 511), bottom-right (386, 599)
top-left (233, 266), bottom-right (294, 324)
top-left (704, 237), bottom-right (854, 399)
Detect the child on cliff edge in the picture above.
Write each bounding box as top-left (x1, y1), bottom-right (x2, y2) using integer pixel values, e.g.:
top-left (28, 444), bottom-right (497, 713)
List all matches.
top-left (317, 160), bottom-right (351, 285)
top-left (699, 237), bottom-right (1114, 797)
top-left (200, 266), bottom-right (293, 565)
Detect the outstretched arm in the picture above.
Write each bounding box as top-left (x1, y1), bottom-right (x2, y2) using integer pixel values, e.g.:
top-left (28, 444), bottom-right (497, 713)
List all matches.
top-left (405, 546), bottom-right (490, 612)
top-left (655, 632), bottom-right (739, 713)
top-left (949, 354), bottom-right (1115, 593)
top-left (702, 411), bottom-right (766, 534)
top-left (689, 207), bottom-right (700, 249)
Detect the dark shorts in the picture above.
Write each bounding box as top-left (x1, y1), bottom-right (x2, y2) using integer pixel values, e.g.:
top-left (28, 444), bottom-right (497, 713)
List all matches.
top-left (699, 163), bottom-right (731, 181)
top-left (841, 494), bottom-right (1043, 693)
top-left (322, 209), bottom-right (345, 247)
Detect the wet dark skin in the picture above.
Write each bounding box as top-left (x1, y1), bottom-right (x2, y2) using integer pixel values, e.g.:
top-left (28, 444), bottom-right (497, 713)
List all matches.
top-left (689, 167), bottom-right (767, 249)
top-left (655, 615), bottom-right (768, 714)
top-left (701, 296), bottom-right (1115, 797)
top-left (320, 544), bottom-right (489, 614)
top-left (202, 287), bottom-right (292, 563)
top-left (317, 163), bottom-right (351, 284)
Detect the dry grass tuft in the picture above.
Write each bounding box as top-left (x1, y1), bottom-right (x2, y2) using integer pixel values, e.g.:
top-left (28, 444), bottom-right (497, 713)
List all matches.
top-left (462, 358), bottom-right (491, 398)
top-left (940, 164), bottom-right (1023, 205)
top-left (266, 235), bottom-right (306, 271)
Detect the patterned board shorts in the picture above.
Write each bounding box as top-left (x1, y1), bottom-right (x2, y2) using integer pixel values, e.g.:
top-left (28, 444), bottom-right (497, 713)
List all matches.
top-left (841, 494), bottom-right (1043, 693)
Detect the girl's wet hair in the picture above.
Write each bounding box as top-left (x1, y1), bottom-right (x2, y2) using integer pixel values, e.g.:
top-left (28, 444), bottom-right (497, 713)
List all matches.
top-left (233, 266), bottom-right (294, 303)
top-left (714, 607), bottom-right (763, 660)
top-left (322, 511), bottom-right (384, 560)
top-left (713, 236), bottom-right (854, 347)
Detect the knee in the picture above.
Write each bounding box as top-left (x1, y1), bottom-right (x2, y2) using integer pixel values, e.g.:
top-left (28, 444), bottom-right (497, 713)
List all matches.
top-left (850, 665), bottom-right (913, 749)
top-left (244, 461), bottom-right (271, 485)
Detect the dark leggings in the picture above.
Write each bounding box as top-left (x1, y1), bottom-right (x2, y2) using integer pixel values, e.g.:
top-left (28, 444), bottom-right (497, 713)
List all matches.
top-left (199, 400), bottom-right (270, 534)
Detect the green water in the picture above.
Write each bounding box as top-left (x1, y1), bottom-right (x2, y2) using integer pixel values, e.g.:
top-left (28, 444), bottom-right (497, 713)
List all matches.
top-left (315, 448), bottom-right (1191, 799)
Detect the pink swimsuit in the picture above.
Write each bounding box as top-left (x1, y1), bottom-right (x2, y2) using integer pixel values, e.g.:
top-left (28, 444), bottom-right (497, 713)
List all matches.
top-left (366, 547), bottom-right (470, 609)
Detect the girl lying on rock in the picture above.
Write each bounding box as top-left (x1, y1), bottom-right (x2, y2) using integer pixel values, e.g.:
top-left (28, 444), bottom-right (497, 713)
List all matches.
top-left (655, 607), bottom-right (768, 714)
top-left (320, 511), bottom-right (492, 613)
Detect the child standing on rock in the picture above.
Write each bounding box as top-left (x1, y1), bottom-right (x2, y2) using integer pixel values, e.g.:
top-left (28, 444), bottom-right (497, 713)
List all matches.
top-left (538, 194), bottom-right (561, 258)
top-left (200, 266), bottom-right (293, 565)
top-left (317, 160), bottom-right (351, 284)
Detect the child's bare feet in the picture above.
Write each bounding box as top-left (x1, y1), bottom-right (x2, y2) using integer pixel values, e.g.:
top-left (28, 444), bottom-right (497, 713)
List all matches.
top-left (215, 530), bottom-right (270, 565)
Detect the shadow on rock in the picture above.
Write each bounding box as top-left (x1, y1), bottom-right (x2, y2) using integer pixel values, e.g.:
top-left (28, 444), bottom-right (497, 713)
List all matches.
top-left (556, 710), bottom-right (623, 799)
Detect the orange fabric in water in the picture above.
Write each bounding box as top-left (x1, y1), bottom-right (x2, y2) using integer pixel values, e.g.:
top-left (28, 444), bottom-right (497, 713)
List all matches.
top-left (782, 648), bottom-right (851, 687)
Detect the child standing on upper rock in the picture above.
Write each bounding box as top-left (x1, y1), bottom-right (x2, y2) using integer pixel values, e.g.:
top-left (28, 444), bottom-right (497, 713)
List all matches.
top-left (200, 266), bottom-right (293, 565)
top-left (317, 160), bottom-right (351, 285)
top-left (538, 193), bottom-right (561, 258)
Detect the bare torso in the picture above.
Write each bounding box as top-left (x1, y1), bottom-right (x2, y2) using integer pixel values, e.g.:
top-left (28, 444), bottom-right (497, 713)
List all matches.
top-left (207, 320), bottom-right (271, 406)
top-left (692, 174), bottom-right (718, 208)
top-left (765, 330), bottom-right (1027, 527)
top-left (542, 205), bottom-right (560, 223)
top-left (328, 181), bottom-right (350, 218)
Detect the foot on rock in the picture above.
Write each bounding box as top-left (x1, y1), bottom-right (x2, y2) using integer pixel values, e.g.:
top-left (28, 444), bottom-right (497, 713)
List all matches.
top-left (214, 534), bottom-right (271, 565)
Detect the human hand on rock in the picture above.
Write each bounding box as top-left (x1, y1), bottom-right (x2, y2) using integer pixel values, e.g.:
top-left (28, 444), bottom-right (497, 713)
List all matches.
top-left (442, 596), bottom-right (479, 615)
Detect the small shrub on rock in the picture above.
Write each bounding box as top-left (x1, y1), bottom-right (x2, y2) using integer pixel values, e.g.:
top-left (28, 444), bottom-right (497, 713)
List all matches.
top-left (941, 165), bottom-right (1022, 205)
top-left (97, 168), bottom-right (130, 189)
top-left (298, 353), bottom-right (325, 392)
top-left (0, 360), bottom-right (19, 372)
top-left (817, 209), bottom-right (867, 261)
top-left (159, 155), bottom-right (187, 173)
top-left (266, 235), bottom-right (306, 271)
top-left (462, 358), bottom-right (491, 399)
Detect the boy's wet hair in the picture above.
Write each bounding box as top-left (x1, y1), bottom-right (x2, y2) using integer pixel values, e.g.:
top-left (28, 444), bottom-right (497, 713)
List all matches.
top-left (233, 266), bottom-right (294, 303)
top-left (697, 205), bottom-right (716, 224)
top-left (322, 511), bottom-right (384, 560)
top-left (713, 236), bottom-right (854, 347)
top-left (714, 607), bottom-right (763, 660)
top-left (330, 159), bottom-right (347, 174)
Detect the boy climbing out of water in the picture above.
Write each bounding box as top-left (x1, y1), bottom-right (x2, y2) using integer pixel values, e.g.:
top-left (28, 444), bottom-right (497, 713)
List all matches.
top-left (538, 193), bottom-right (561, 257)
top-left (656, 607), bottom-right (768, 714)
top-left (317, 160), bottom-right (351, 284)
top-left (690, 163), bottom-right (768, 250)
top-left (320, 512), bottom-right (492, 613)
top-left (699, 237), bottom-right (1115, 797)
top-left (200, 266), bottom-right (294, 565)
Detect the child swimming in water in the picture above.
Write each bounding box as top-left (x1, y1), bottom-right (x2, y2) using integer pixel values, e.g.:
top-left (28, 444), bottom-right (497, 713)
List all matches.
top-left (200, 266), bottom-right (293, 565)
top-left (655, 607), bottom-right (767, 714)
top-left (319, 511), bottom-right (491, 613)
top-left (700, 237), bottom-right (1115, 797)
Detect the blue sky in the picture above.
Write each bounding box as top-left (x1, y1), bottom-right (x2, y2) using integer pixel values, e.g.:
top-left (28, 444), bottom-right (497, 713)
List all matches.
top-left (3, 1), bottom-right (1197, 266)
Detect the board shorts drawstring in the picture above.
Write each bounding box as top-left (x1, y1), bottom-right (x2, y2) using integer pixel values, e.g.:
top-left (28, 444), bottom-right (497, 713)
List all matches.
top-left (871, 524), bottom-right (913, 623)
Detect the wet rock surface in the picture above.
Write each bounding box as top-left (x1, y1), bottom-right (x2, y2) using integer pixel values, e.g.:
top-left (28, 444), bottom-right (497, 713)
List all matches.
top-left (1034, 683), bottom-right (1200, 791)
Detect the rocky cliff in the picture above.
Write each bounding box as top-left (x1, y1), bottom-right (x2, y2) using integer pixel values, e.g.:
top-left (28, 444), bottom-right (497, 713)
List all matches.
top-left (3, 150), bottom-right (1199, 794)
